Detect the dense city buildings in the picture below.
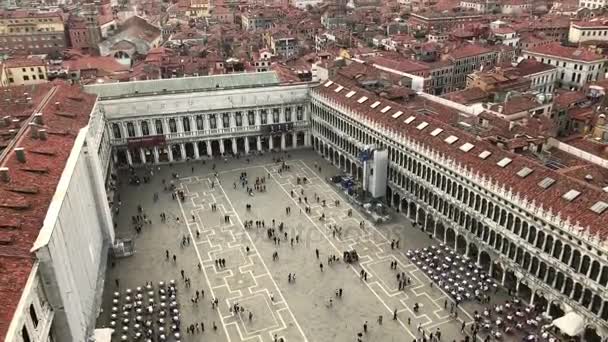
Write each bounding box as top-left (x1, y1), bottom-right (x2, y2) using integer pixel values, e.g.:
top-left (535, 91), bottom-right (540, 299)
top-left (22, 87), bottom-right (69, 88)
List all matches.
top-left (0, 9), bottom-right (66, 55)
top-left (3, 0), bottom-right (608, 341)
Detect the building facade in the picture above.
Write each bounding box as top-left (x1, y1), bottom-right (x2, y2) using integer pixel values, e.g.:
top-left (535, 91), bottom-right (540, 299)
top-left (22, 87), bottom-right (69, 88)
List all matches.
top-left (309, 77), bottom-right (608, 340)
top-left (84, 72), bottom-right (313, 168)
top-left (1, 57), bottom-right (48, 86)
top-left (523, 43), bottom-right (607, 90)
top-left (568, 21), bottom-right (608, 44)
top-left (0, 9), bottom-right (66, 55)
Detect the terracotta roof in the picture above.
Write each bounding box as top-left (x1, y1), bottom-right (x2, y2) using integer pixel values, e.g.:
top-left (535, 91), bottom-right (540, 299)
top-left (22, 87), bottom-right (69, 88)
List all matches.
top-left (0, 83), bottom-right (97, 341)
top-left (447, 44), bottom-right (493, 59)
top-left (313, 75), bottom-right (608, 241)
top-left (488, 95), bottom-right (541, 115)
top-left (2, 57), bottom-right (46, 69)
top-left (572, 20), bottom-right (608, 28)
top-left (369, 56), bottom-right (430, 75)
top-left (63, 56), bottom-right (130, 74)
top-left (553, 90), bottom-right (588, 108)
top-left (0, 9), bottom-right (62, 19)
top-left (442, 87), bottom-right (489, 104)
top-left (512, 58), bottom-right (556, 76)
top-left (525, 43), bottom-right (607, 62)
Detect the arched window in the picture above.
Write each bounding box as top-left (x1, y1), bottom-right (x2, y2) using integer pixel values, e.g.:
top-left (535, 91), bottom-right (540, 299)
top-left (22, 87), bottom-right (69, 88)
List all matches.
top-left (141, 121), bottom-right (149, 136)
top-left (196, 115), bottom-right (204, 130)
top-left (169, 118), bottom-right (177, 133)
top-left (182, 117), bottom-right (190, 132)
top-left (112, 123), bottom-right (121, 139)
top-left (126, 122), bottom-right (135, 137)
top-left (155, 119), bottom-right (163, 134)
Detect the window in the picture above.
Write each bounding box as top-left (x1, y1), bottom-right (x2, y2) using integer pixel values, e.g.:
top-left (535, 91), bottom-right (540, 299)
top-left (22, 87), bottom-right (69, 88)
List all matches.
top-left (112, 123), bottom-right (122, 139)
top-left (155, 120), bottom-right (163, 134)
top-left (29, 304), bottom-right (38, 328)
top-left (285, 107), bottom-right (292, 122)
top-left (248, 111), bottom-right (255, 125)
top-left (272, 108), bottom-right (280, 123)
top-left (261, 110), bottom-right (267, 124)
top-left (235, 112), bottom-right (242, 126)
top-left (141, 121), bottom-right (149, 136)
top-left (126, 122), bottom-right (135, 137)
top-left (222, 113), bottom-right (230, 127)
top-left (23, 75), bottom-right (30, 81)
top-left (22, 326), bottom-right (31, 342)
top-left (182, 117), bottom-right (190, 132)
top-left (209, 115), bottom-right (217, 129)
top-left (196, 115), bottom-right (204, 130)
top-left (296, 106), bottom-right (304, 121)
top-left (169, 118), bottom-right (177, 133)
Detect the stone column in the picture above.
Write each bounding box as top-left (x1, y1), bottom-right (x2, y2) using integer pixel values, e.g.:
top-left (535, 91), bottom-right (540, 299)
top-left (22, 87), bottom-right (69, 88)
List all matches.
top-left (244, 137), bottom-right (250, 154)
top-left (180, 143), bottom-right (186, 159)
top-left (232, 138), bottom-right (237, 155)
top-left (219, 140), bottom-right (225, 154)
top-left (126, 149), bottom-right (133, 166)
top-left (153, 147), bottom-right (160, 163)
top-left (230, 113), bottom-right (236, 128)
top-left (292, 132), bottom-right (297, 148)
top-left (168, 147), bottom-right (174, 162)
top-left (163, 119), bottom-right (170, 135)
top-left (204, 115), bottom-right (210, 131)
top-left (281, 133), bottom-right (286, 150)
top-left (140, 148), bottom-right (146, 164)
top-left (193, 142), bottom-right (200, 159)
top-left (206, 142), bottom-right (212, 157)
top-left (269, 135), bottom-right (274, 150)
top-left (177, 117), bottom-right (184, 133)
top-left (257, 136), bottom-right (262, 151)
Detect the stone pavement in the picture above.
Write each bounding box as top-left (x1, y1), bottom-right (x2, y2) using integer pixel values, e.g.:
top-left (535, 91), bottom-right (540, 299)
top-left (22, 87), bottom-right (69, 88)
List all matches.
top-left (97, 149), bottom-right (485, 342)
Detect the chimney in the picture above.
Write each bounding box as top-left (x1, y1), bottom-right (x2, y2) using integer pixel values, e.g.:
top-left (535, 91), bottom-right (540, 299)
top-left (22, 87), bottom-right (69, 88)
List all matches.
top-left (0, 167), bottom-right (9, 183)
top-left (11, 118), bottom-right (20, 128)
top-left (29, 123), bottom-right (39, 139)
top-left (14, 147), bottom-right (26, 163)
top-left (598, 113), bottom-right (606, 127)
top-left (33, 113), bottom-right (43, 125)
top-left (0, 116), bottom-right (9, 127)
top-left (38, 129), bottom-right (47, 140)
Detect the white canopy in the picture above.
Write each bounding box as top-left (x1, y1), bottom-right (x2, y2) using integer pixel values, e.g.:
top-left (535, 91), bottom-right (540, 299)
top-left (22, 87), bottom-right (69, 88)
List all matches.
top-left (92, 328), bottom-right (114, 342)
top-left (552, 312), bottom-right (585, 337)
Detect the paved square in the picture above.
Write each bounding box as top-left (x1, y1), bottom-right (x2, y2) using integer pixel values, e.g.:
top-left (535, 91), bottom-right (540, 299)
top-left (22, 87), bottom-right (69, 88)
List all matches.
top-left (97, 150), bottom-right (484, 342)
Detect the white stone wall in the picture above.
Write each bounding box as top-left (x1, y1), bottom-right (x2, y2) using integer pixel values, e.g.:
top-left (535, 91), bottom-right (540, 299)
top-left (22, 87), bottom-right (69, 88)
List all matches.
top-left (32, 128), bottom-right (114, 342)
top-left (4, 263), bottom-right (54, 342)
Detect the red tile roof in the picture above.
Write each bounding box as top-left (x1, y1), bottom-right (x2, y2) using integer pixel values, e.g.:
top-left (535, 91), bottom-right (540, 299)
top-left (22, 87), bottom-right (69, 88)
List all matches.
top-left (313, 75), bottom-right (608, 241)
top-left (0, 82), bottom-right (97, 341)
top-left (2, 57), bottom-right (46, 69)
top-left (446, 44), bottom-right (493, 59)
top-left (525, 43), bottom-right (607, 62)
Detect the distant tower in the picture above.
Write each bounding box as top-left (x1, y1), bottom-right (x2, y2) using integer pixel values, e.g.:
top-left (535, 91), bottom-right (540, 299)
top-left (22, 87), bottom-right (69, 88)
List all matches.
top-left (82, 3), bottom-right (103, 49)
